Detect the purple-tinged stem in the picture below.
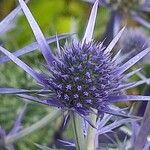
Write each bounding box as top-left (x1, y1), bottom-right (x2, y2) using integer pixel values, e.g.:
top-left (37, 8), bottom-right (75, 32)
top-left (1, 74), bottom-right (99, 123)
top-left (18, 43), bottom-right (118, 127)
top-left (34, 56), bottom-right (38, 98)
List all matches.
top-left (134, 101), bottom-right (150, 150)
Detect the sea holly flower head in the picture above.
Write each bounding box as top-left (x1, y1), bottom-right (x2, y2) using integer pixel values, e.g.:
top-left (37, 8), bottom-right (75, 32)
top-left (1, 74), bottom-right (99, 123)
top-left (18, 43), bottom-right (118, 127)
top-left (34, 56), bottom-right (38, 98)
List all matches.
top-left (46, 41), bottom-right (121, 113)
top-left (105, 0), bottom-right (144, 14)
top-left (121, 29), bottom-right (149, 53)
top-left (0, 0), bottom-right (150, 119)
top-left (119, 28), bottom-right (150, 63)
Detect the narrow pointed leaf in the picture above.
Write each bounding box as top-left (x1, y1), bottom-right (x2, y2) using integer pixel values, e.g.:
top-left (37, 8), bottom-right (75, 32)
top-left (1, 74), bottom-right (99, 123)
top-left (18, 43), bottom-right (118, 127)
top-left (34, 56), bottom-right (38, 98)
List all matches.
top-left (136, 71), bottom-right (147, 80)
top-left (119, 137), bottom-right (127, 150)
top-left (109, 95), bottom-right (150, 102)
top-left (97, 114), bottom-right (112, 129)
top-left (82, 0), bottom-right (99, 44)
top-left (123, 68), bottom-right (142, 80)
top-left (17, 94), bottom-right (49, 105)
top-left (35, 144), bottom-right (61, 150)
top-left (0, 0), bottom-right (29, 34)
top-left (18, 94), bottom-right (63, 107)
top-left (0, 33), bottom-right (71, 64)
top-left (117, 47), bottom-right (150, 75)
top-left (5, 110), bottom-right (62, 145)
top-left (79, 113), bottom-right (96, 128)
top-left (104, 27), bottom-right (125, 54)
top-left (113, 82), bottom-right (136, 91)
top-left (136, 71), bottom-right (150, 86)
top-left (0, 88), bottom-right (33, 94)
top-left (132, 13), bottom-right (150, 29)
top-left (56, 34), bottom-right (61, 54)
top-left (19, 0), bottom-right (55, 65)
top-left (9, 104), bottom-right (27, 135)
top-left (123, 79), bottom-right (150, 90)
top-left (98, 118), bottom-right (135, 135)
top-left (58, 139), bottom-right (76, 147)
top-left (101, 107), bottom-right (141, 119)
top-left (112, 49), bottom-right (122, 62)
top-left (0, 46), bottom-right (41, 83)
top-left (101, 107), bottom-right (128, 118)
top-left (102, 10), bottom-right (122, 48)
top-left (0, 88), bottom-right (52, 94)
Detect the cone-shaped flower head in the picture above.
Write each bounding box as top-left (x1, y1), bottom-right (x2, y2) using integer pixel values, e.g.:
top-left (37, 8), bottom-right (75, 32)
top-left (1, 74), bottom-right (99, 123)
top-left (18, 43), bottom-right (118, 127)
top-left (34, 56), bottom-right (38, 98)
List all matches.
top-left (0, 0), bottom-right (150, 117)
top-left (46, 42), bottom-right (120, 113)
top-left (120, 28), bottom-right (150, 63)
top-left (121, 29), bottom-right (149, 54)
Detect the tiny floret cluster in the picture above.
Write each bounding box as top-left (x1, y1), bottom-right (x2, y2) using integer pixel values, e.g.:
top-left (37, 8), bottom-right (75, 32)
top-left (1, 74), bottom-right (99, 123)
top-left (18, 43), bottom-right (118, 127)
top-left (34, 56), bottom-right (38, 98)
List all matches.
top-left (46, 42), bottom-right (121, 112)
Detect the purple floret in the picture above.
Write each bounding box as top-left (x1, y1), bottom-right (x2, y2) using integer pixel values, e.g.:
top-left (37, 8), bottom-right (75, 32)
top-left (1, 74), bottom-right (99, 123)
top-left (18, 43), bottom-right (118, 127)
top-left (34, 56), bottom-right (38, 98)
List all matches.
top-left (44, 42), bottom-right (121, 112)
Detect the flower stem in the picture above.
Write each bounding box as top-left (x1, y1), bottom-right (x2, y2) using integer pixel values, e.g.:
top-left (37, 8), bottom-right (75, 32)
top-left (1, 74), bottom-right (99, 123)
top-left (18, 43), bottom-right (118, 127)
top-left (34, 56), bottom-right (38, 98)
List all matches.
top-left (70, 112), bottom-right (86, 150)
top-left (87, 113), bottom-right (97, 150)
top-left (134, 101), bottom-right (150, 150)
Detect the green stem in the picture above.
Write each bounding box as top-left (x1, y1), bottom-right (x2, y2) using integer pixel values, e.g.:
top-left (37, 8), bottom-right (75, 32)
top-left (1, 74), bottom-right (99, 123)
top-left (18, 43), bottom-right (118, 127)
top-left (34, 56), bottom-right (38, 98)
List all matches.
top-left (4, 109), bottom-right (61, 146)
top-left (70, 112), bottom-right (85, 150)
top-left (87, 114), bottom-right (97, 150)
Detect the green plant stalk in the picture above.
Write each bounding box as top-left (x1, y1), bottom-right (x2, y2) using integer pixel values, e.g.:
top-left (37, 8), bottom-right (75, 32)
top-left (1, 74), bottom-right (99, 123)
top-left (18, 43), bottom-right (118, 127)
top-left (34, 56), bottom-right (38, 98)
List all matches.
top-left (70, 111), bottom-right (86, 150)
top-left (87, 113), bottom-right (97, 150)
top-left (4, 109), bottom-right (61, 146)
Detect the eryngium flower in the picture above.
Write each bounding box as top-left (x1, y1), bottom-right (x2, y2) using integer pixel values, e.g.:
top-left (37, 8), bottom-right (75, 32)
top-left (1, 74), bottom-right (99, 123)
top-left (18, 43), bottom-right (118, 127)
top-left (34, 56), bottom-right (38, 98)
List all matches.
top-left (105, 0), bottom-right (143, 13)
top-left (119, 28), bottom-right (150, 63)
top-left (47, 42), bottom-right (120, 112)
top-left (0, 0), bottom-right (150, 117)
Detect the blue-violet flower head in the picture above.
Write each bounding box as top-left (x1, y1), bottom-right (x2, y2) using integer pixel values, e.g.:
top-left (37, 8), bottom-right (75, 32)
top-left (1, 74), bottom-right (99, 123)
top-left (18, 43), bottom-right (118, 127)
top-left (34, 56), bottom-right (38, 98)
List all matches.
top-left (45, 41), bottom-right (121, 113)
